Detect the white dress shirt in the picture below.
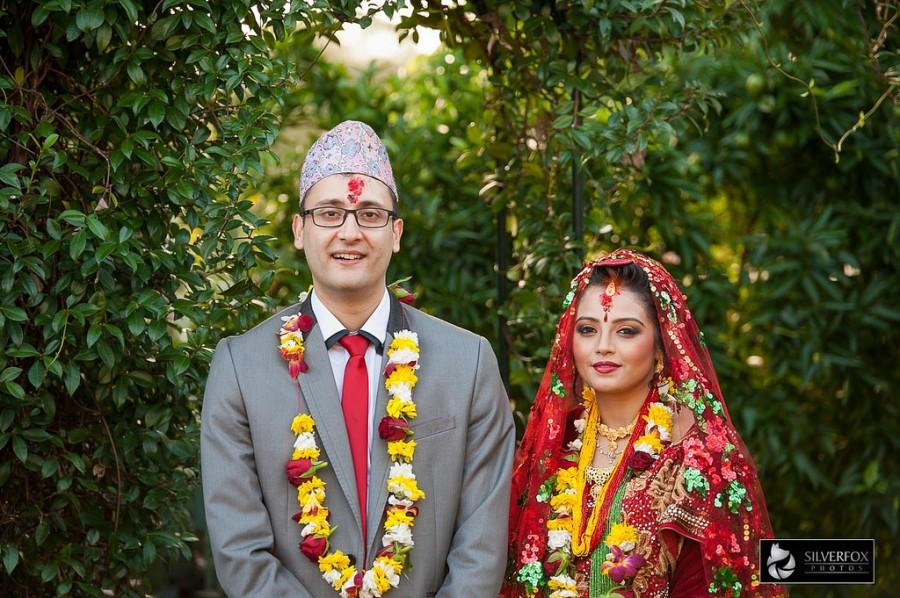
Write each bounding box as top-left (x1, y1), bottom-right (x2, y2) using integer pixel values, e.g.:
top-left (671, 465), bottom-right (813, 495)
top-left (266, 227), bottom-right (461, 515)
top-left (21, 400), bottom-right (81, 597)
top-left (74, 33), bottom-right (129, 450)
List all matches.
top-left (310, 288), bottom-right (390, 495)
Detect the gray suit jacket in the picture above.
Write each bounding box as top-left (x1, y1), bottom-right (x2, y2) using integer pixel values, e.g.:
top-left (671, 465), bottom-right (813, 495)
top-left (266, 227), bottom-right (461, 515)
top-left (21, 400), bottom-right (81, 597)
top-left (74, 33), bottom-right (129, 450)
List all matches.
top-left (201, 295), bottom-right (514, 597)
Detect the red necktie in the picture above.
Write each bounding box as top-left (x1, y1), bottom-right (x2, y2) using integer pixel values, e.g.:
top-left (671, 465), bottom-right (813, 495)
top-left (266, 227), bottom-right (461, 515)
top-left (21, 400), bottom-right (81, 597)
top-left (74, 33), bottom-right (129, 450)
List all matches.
top-left (339, 334), bottom-right (370, 545)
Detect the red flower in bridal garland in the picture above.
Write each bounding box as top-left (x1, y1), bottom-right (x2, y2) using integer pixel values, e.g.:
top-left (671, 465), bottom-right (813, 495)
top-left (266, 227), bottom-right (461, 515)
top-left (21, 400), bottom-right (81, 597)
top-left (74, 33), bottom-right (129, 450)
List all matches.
top-left (627, 450), bottom-right (655, 471)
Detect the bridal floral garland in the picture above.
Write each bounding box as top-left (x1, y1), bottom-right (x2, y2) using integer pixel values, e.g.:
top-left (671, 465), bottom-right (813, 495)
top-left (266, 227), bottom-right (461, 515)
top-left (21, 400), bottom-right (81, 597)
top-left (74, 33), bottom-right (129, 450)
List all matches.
top-left (279, 312), bottom-right (425, 598)
top-left (519, 384), bottom-right (675, 597)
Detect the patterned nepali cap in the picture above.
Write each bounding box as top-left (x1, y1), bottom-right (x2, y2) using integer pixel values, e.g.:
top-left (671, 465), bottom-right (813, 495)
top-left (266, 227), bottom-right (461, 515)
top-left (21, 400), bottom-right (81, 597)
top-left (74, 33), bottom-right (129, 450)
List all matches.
top-left (299, 120), bottom-right (398, 204)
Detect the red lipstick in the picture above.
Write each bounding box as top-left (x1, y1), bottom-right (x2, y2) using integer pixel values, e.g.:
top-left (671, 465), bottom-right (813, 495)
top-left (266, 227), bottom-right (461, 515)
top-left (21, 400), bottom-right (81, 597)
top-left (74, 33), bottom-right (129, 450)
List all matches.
top-left (592, 361), bottom-right (620, 374)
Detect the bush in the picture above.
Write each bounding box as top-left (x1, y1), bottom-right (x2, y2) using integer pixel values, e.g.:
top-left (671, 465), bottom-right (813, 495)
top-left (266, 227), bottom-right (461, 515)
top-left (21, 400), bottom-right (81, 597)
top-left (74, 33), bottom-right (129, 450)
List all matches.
top-left (0, 0), bottom-right (371, 593)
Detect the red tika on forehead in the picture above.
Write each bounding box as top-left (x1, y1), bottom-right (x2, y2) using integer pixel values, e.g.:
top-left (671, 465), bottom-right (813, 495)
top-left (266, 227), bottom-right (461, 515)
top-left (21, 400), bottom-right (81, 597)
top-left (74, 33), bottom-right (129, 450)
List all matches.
top-left (600, 279), bottom-right (620, 321)
top-left (347, 177), bottom-right (365, 204)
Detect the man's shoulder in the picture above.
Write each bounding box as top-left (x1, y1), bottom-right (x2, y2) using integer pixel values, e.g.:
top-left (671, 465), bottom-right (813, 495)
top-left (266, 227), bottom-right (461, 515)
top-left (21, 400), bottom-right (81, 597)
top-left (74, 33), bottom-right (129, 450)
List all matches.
top-left (220, 302), bottom-right (302, 351)
top-left (403, 305), bottom-right (484, 346)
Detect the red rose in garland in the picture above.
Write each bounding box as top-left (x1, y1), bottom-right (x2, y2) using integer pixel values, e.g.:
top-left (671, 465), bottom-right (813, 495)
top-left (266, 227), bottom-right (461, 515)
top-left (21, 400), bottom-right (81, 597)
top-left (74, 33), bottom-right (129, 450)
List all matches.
top-left (299, 535), bottom-right (328, 560)
top-left (378, 417), bottom-right (411, 441)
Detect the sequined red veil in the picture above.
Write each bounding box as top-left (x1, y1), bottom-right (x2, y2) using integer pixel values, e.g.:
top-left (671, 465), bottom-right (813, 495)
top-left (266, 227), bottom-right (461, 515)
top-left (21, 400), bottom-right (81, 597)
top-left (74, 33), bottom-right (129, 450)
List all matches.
top-left (503, 250), bottom-right (783, 597)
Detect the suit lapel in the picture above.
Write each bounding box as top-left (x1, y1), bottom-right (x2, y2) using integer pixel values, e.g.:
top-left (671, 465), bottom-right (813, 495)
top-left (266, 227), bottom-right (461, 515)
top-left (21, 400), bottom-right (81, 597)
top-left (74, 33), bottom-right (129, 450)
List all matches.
top-left (366, 295), bottom-right (408, 558)
top-left (295, 299), bottom-right (363, 535)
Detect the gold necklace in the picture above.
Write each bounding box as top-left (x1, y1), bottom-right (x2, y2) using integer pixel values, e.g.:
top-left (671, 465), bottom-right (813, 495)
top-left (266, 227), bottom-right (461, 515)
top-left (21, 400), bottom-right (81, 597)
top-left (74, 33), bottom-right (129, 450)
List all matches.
top-left (597, 419), bottom-right (636, 456)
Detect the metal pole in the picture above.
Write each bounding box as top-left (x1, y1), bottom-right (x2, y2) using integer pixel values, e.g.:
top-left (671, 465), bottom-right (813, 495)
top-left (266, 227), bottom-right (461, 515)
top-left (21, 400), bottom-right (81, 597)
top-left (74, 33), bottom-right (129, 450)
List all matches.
top-left (572, 85), bottom-right (584, 263)
top-left (496, 204), bottom-right (510, 389)
top-left (572, 159), bottom-right (584, 264)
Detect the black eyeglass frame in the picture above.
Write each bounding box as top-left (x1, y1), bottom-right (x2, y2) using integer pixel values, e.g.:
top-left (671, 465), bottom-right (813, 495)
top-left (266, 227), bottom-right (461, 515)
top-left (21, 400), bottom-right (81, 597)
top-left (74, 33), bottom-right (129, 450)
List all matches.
top-left (301, 206), bottom-right (398, 229)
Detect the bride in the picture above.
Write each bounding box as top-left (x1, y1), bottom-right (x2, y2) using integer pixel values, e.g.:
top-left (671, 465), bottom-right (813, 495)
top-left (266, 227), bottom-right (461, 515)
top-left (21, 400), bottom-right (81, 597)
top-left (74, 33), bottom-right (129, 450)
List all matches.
top-left (501, 250), bottom-right (784, 597)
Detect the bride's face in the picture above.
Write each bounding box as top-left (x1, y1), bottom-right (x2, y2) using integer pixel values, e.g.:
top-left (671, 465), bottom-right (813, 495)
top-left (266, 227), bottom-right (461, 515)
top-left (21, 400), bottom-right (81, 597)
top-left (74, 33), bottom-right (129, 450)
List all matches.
top-left (572, 284), bottom-right (657, 402)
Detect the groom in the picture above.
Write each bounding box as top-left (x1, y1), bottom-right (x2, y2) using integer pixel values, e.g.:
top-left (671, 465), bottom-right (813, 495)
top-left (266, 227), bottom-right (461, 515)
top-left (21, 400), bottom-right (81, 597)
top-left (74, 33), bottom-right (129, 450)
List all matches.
top-left (201, 120), bottom-right (514, 597)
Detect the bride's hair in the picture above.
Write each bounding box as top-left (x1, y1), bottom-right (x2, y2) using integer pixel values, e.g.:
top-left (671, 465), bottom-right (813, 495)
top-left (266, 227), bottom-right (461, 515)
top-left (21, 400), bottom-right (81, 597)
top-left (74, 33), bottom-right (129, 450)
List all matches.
top-left (588, 262), bottom-right (662, 351)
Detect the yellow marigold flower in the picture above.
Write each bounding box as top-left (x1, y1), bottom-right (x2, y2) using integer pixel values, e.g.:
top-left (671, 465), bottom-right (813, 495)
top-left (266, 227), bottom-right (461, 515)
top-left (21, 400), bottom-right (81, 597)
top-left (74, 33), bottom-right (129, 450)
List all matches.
top-left (300, 506), bottom-right (329, 526)
top-left (605, 522), bottom-right (638, 549)
top-left (645, 404), bottom-right (672, 431)
top-left (388, 476), bottom-right (426, 501)
top-left (377, 554), bottom-right (404, 576)
top-left (279, 331), bottom-right (305, 356)
top-left (298, 492), bottom-right (324, 512)
top-left (336, 566), bottom-right (357, 590)
top-left (635, 432), bottom-right (664, 453)
top-left (547, 517), bottom-right (573, 532)
top-left (292, 447), bottom-right (320, 460)
top-left (372, 567), bottom-right (392, 593)
top-left (387, 440), bottom-right (416, 462)
top-left (548, 577), bottom-right (577, 591)
top-left (550, 491), bottom-right (577, 513)
top-left (319, 551), bottom-right (350, 574)
top-left (388, 337), bottom-right (419, 355)
top-left (386, 396), bottom-right (417, 419)
top-left (291, 413), bottom-right (315, 435)
top-left (385, 507), bottom-right (415, 529)
top-left (300, 518), bottom-right (330, 536)
top-left (297, 476), bottom-right (325, 505)
top-left (386, 365), bottom-right (418, 389)
top-left (556, 467), bottom-right (578, 491)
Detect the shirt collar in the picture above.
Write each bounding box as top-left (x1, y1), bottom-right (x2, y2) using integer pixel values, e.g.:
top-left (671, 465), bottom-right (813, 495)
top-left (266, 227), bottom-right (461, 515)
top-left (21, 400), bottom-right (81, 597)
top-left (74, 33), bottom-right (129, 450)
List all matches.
top-left (310, 288), bottom-right (390, 351)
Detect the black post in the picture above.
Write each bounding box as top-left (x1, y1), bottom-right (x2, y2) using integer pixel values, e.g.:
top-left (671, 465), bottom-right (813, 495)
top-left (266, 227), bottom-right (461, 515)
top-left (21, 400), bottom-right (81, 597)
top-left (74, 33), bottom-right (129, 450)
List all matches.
top-left (572, 158), bottom-right (584, 264)
top-left (572, 85), bottom-right (585, 263)
top-left (496, 204), bottom-right (511, 389)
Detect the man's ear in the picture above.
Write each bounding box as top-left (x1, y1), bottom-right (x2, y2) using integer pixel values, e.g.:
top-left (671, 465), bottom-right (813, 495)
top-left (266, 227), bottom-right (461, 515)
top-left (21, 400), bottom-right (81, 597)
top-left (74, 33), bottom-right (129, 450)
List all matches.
top-left (292, 213), bottom-right (304, 250)
top-left (392, 218), bottom-right (403, 253)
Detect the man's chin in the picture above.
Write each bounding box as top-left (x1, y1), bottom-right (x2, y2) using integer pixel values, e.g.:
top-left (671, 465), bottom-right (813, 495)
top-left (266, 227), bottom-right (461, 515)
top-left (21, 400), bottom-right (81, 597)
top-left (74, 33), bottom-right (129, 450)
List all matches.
top-left (319, 278), bottom-right (384, 298)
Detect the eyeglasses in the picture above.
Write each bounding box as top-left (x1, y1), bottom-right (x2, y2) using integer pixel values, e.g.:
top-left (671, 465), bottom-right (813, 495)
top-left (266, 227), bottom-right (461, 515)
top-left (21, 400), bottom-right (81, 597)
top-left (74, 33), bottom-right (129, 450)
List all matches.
top-left (302, 206), bottom-right (397, 228)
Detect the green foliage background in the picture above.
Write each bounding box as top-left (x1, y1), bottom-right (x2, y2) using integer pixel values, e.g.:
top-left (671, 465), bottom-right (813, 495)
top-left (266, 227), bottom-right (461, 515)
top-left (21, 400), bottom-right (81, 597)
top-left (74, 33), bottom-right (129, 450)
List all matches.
top-left (0, 0), bottom-right (380, 594)
top-left (1, 0), bottom-right (897, 596)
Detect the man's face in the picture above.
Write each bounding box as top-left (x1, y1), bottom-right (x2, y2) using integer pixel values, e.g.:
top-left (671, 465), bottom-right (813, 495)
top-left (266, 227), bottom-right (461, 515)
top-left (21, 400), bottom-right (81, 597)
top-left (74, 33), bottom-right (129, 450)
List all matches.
top-left (292, 174), bottom-right (402, 302)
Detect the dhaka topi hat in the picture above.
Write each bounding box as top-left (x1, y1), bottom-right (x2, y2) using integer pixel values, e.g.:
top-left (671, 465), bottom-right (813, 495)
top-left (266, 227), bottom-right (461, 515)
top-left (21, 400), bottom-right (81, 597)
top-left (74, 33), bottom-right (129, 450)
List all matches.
top-left (299, 120), bottom-right (398, 204)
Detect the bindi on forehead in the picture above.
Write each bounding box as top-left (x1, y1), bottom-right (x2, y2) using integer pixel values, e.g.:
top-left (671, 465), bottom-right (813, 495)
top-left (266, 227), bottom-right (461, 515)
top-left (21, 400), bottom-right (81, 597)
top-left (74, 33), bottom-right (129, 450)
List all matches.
top-left (599, 280), bottom-right (620, 322)
top-left (346, 177), bottom-right (365, 205)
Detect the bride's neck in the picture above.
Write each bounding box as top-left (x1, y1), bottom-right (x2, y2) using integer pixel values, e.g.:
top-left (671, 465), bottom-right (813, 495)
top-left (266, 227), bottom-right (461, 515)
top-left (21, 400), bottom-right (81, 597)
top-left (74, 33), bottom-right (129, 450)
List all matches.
top-left (595, 387), bottom-right (649, 428)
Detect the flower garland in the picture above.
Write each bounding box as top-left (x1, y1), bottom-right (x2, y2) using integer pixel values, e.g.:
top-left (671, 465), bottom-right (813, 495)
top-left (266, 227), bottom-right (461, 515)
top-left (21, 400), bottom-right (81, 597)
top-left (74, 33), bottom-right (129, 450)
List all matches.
top-left (520, 384), bottom-right (675, 596)
top-left (283, 326), bottom-right (425, 598)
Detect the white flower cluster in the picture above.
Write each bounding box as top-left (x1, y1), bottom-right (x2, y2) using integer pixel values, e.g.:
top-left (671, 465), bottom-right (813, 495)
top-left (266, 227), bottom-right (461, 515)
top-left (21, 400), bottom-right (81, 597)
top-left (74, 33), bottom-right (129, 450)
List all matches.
top-left (388, 330), bottom-right (420, 364)
top-left (386, 462), bottom-right (422, 502)
top-left (547, 529), bottom-right (571, 550)
top-left (293, 432), bottom-right (317, 452)
top-left (566, 415), bottom-right (588, 452)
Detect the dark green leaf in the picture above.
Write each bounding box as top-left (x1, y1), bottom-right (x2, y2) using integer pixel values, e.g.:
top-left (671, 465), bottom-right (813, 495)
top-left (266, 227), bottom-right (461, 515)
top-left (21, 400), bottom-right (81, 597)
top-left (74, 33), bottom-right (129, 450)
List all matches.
top-left (2, 545), bottom-right (19, 575)
top-left (0, 367), bottom-right (21, 383)
top-left (86, 215), bottom-right (108, 240)
top-left (12, 436), bottom-right (27, 463)
top-left (41, 458), bottom-right (58, 479)
top-left (75, 6), bottom-right (104, 31)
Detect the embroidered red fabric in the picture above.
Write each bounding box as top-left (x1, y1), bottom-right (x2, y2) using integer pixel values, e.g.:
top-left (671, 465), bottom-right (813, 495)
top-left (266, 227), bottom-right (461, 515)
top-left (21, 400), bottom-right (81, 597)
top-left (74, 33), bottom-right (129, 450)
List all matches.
top-left (503, 250), bottom-right (783, 597)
